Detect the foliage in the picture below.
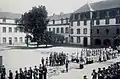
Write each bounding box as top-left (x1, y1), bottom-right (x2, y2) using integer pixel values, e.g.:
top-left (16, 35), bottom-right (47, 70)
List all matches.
top-left (20, 5), bottom-right (49, 47)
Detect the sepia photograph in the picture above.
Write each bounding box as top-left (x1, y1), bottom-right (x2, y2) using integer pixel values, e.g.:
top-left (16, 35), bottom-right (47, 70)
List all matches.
top-left (0, 0), bottom-right (120, 79)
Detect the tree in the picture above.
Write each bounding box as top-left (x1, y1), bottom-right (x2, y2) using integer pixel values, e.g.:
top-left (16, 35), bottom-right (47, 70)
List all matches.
top-left (20, 5), bottom-right (48, 47)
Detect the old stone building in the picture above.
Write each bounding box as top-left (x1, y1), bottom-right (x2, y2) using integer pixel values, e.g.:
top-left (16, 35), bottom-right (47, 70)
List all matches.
top-left (69, 0), bottom-right (120, 47)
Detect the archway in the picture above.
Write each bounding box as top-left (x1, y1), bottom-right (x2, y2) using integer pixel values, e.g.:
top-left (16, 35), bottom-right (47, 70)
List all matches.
top-left (95, 39), bottom-right (101, 45)
top-left (103, 39), bottom-right (111, 46)
top-left (114, 39), bottom-right (120, 46)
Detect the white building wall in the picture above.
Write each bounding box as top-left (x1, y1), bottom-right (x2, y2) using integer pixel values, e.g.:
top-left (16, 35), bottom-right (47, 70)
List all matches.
top-left (110, 18), bottom-right (116, 25)
top-left (70, 20), bottom-right (91, 45)
top-left (0, 19), bottom-right (26, 45)
top-left (47, 25), bottom-right (69, 37)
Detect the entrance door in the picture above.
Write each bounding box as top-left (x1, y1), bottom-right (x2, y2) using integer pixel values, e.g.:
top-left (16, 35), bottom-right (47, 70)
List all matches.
top-left (83, 37), bottom-right (88, 47)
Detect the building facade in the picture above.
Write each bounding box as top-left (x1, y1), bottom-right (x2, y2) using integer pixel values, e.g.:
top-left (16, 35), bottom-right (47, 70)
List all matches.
top-left (69, 0), bottom-right (120, 47)
top-left (0, 12), bottom-right (26, 45)
top-left (47, 13), bottom-right (71, 43)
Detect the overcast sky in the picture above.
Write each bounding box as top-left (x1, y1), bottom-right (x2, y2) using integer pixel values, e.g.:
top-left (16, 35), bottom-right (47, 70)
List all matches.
top-left (0, 0), bottom-right (103, 15)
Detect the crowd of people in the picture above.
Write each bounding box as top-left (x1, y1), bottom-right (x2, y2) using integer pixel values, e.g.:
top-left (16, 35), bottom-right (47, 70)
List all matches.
top-left (0, 64), bottom-right (47, 79)
top-left (48, 52), bottom-right (68, 66)
top-left (78, 47), bottom-right (118, 64)
top-left (84, 62), bottom-right (120, 79)
top-left (0, 52), bottom-right (69, 79)
top-left (0, 47), bottom-right (120, 79)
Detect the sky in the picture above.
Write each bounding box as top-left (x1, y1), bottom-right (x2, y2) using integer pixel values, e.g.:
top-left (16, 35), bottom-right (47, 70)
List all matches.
top-left (0, 0), bottom-right (103, 15)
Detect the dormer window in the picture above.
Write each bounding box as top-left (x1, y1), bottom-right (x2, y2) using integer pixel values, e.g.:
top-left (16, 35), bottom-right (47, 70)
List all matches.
top-left (105, 18), bottom-right (109, 24)
top-left (66, 18), bottom-right (69, 23)
top-left (61, 18), bottom-right (63, 24)
top-left (53, 20), bottom-right (55, 24)
top-left (3, 18), bottom-right (6, 22)
top-left (117, 10), bottom-right (120, 16)
top-left (106, 11), bottom-right (110, 18)
top-left (96, 12), bottom-right (100, 18)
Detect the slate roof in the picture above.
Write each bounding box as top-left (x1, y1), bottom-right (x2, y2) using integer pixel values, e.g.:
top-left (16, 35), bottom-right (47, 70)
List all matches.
top-left (74, 0), bottom-right (120, 13)
top-left (48, 13), bottom-right (71, 21)
top-left (0, 12), bottom-right (22, 19)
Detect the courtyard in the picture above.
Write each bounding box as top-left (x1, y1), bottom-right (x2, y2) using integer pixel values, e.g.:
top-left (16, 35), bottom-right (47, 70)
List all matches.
top-left (0, 45), bottom-right (120, 79)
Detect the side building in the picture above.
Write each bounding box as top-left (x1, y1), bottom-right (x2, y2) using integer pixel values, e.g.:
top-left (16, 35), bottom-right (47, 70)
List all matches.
top-left (0, 12), bottom-right (26, 45)
top-left (69, 0), bottom-right (120, 48)
top-left (47, 13), bottom-right (71, 43)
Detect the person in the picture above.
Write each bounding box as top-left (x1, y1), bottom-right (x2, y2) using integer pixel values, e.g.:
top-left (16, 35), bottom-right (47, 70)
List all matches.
top-left (2, 65), bottom-right (6, 77)
top-left (19, 68), bottom-right (24, 79)
top-left (65, 60), bottom-right (69, 72)
top-left (28, 67), bottom-right (33, 79)
top-left (91, 69), bottom-right (97, 79)
top-left (33, 66), bottom-right (38, 79)
top-left (8, 70), bottom-right (13, 79)
top-left (39, 64), bottom-right (43, 79)
top-left (43, 65), bottom-right (47, 79)
top-left (24, 67), bottom-right (28, 79)
top-left (15, 70), bottom-right (19, 79)
top-left (46, 57), bottom-right (48, 66)
top-left (98, 68), bottom-right (103, 79)
top-left (1, 71), bottom-right (5, 79)
top-left (41, 57), bottom-right (44, 65)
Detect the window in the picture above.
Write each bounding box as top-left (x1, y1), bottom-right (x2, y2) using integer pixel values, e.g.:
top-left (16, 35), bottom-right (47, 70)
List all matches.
top-left (97, 29), bottom-right (99, 34)
top-left (3, 37), bottom-right (6, 44)
top-left (9, 27), bottom-right (12, 32)
top-left (14, 27), bottom-right (17, 32)
top-left (95, 39), bottom-right (101, 45)
top-left (106, 29), bottom-right (109, 34)
top-left (57, 28), bottom-right (59, 33)
top-left (14, 37), bottom-right (17, 43)
top-left (91, 29), bottom-right (92, 34)
top-left (83, 28), bottom-right (87, 34)
top-left (96, 20), bottom-right (100, 25)
top-left (71, 29), bottom-right (74, 34)
top-left (53, 20), bottom-right (55, 24)
top-left (19, 28), bottom-right (24, 32)
top-left (91, 20), bottom-right (94, 25)
top-left (105, 18), bottom-right (109, 24)
top-left (84, 20), bottom-right (87, 25)
top-left (71, 22), bottom-right (73, 26)
top-left (77, 29), bottom-right (80, 34)
top-left (116, 28), bottom-right (120, 34)
top-left (3, 18), bottom-right (6, 22)
top-left (77, 21), bottom-right (80, 26)
top-left (3, 27), bottom-right (6, 33)
top-left (96, 12), bottom-right (100, 18)
top-left (20, 37), bottom-right (23, 43)
top-left (77, 37), bottom-right (80, 43)
top-left (65, 27), bottom-right (69, 33)
top-left (70, 37), bottom-right (74, 43)
top-left (53, 28), bottom-right (55, 33)
top-left (66, 18), bottom-right (69, 23)
top-left (116, 18), bottom-right (120, 24)
top-left (61, 18), bottom-right (63, 24)
top-left (49, 28), bottom-right (51, 31)
top-left (61, 27), bottom-right (64, 33)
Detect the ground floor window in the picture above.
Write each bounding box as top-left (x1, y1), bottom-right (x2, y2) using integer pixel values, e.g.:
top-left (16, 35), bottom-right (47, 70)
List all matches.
top-left (77, 37), bottom-right (80, 43)
top-left (103, 39), bottom-right (111, 46)
top-left (20, 37), bottom-right (23, 43)
top-left (14, 37), bottom-right (17, 43)
top-left (95, 39), bottom-right (101, 45)
top-left (3, 37), bottom-right (6, 44)
top-left (70, 37), bottom-right (74, 43)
